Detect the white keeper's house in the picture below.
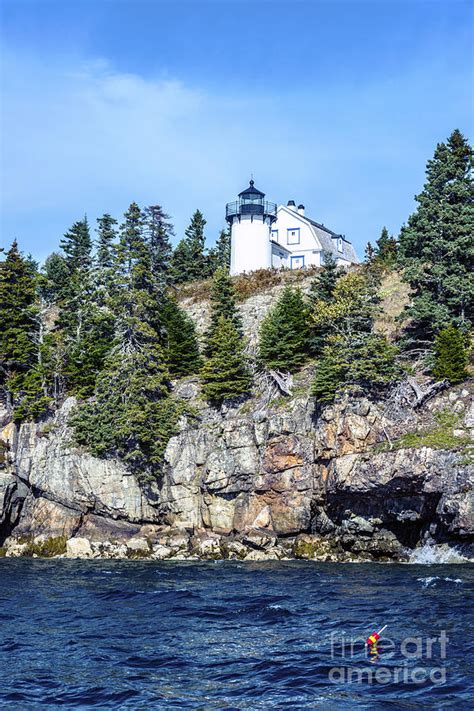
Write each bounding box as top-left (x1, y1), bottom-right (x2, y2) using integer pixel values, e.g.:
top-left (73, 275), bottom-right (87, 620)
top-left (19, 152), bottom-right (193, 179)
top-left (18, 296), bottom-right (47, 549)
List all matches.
top-left (226, 180), bottom-right (359, 276)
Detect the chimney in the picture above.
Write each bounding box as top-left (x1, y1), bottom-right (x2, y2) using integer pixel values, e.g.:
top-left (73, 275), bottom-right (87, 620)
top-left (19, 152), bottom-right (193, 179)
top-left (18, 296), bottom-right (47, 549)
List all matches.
top-left (298, 204), bottom-right (305, 216)
top-left (287, 200), bottom-right (297, 212)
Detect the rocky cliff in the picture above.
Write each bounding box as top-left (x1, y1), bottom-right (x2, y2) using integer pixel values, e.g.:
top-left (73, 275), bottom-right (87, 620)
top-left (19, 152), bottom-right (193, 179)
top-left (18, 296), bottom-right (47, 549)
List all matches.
top-left (0, 280), bottom-right (472, 562)
top-left (1, 371), bottom-right (472, 562)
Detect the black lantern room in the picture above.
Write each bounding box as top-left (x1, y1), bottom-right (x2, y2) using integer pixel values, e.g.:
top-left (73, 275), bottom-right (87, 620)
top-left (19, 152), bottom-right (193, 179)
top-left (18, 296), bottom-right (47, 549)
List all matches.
top-left (226, 180), bottom-right (277, 223)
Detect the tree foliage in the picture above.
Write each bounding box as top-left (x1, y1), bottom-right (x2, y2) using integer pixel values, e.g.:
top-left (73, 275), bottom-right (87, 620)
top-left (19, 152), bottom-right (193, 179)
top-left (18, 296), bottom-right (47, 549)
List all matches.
top-left (204, 266), bottom-right (242, 355)
top-left (432, 325), bottom-right (470, 385)
top-left (312, 334), bottom-right (401, 402)
top-left (258, 286), bottom-right (310, 371)
top-left (162, 296), bottom-right (201, 377)
top-left (398, 129), bottom-right (474, 343)
top-left (200, 315), bottom-right (252, 403)
top-left (0, 241), bottom-right (51, 420)
top-left (170, 209), bottom-right (208, 283)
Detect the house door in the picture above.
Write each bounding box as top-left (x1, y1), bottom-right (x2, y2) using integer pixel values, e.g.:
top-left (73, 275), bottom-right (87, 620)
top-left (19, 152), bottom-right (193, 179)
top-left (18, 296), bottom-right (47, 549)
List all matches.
top-left (290, 255), bottom-right (305, 269)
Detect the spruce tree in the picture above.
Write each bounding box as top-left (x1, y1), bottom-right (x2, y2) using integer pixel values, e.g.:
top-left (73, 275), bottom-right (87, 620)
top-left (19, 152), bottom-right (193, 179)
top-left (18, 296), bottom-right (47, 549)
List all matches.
top-left (207, 228), bottom-right (231, 274)
top-left (200, 315), bottom-right (252, 403)
top-left (95, 214), bottom-right (117, 300)
top-left (142, 204), bottom-right (174, 279)
top-left (56, 217), bottom-right (114, 397)
top-left (307, 253), bottom-right (341, 355)
top-left (312, 334), bottom-right (401, 402)
top-left (398, 129), bottom-right (474, 343)
top-left (0, 241), bottom-right (51, 419)
top-left (60, 217), bottom-right (93, 273)
top-left (258, 286), bottom-right (310, 371)
top-left (308, 252), bottom-right (340, 304)
top-left (162, 296), bottom-right (201, 377)
top-left (72, 204), bottom-right (182, 479)
top-left (432, 325), bottom-right (469, 384)
top-left (374, 226), bottom-right (398, 266)
top-left (41, 252), bottom-right (70, 303)
top-left (204, 266), bottom-right (242, 354)
top-left (170, 209), bottom-right (208, 283)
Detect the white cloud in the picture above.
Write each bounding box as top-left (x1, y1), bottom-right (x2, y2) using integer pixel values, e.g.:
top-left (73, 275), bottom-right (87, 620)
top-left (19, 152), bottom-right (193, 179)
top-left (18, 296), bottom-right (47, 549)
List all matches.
top-left (1, 47), bottom-right (471, 260)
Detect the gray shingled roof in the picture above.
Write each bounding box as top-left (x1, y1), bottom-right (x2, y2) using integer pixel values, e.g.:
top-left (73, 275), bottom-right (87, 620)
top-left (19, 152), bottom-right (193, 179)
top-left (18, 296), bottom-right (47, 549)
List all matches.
top-left (305, 217), bottom-right (359, 263)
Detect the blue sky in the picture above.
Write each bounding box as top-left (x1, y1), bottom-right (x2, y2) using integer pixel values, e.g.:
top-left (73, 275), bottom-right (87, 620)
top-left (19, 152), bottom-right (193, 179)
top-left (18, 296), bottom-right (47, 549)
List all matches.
top-left (1, 0), bottom-right (472, 262)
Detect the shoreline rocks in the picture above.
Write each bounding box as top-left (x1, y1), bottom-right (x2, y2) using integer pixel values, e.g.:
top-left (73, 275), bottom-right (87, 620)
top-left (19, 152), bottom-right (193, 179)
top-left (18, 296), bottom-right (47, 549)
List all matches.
top-left (0, 378), bottom-right (472, 564)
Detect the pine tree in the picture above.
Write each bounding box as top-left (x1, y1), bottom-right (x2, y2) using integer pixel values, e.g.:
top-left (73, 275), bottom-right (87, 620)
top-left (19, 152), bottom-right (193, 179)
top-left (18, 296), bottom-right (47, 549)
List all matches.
top-left (162, 296), bottom-right (201, 377)
top-left (308, 252), bottom-right (341, 304)
top-left (312, 334), bottom-right (401, 402)
top-left (0, 241), bottom-right (51, 419)
top-left (142, 204), bottom-right (174, 280)
top-left (207, 228), bottom-right (231, 274)
top-left (432, 325), bottom-right (469, 384)
top-left (374, 226), bottom-right (398, 266)
top-left (200, 315), bottom-right (252, 403)
top-left (60, 217), bottom-right (93, 273)
top-left (398, 129), bottom-right (474, 344)
top-left (204, 266), bottom-right (242, 355)
top-left (258, 286), bottom-right (310, 371)
top-left (307, 253), bottom-right (341, 355)
top-left (56, 216), bottom-right (114, 397)
top-left (95, 214), bottom-right (117, 300)
top-left (170, 209), bottom-right (208, 283)
top-left (40, 252), bottom-right (70, 303)
top-left (71, 204), bottom-right (182, 479)
top-left (364, 242), bottom-right (375, 264)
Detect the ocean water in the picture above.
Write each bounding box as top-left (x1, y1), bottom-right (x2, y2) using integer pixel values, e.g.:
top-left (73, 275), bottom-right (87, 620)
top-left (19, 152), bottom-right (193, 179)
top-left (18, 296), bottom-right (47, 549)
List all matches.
top-left (0, 560), bottom-right (472, 709)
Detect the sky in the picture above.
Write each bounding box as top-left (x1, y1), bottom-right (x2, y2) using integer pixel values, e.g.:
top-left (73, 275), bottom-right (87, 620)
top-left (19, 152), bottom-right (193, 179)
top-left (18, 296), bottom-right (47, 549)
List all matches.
top-left (1, 0), bottom-right (472, 262)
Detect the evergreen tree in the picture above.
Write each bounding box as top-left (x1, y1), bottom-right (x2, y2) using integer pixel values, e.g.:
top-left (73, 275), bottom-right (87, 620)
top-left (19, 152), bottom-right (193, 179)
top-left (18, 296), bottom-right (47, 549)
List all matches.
top-left (56, 217), bottom-right (114, 397)
top-left (40, 252), bottom-right (69, 303)
top-left (308, 252), bottom-right (341, 304)
top-left (364, 242), bottom-right (375, 264)
top-left (142, 204), bottom-right (174, 279)
top-left (312, 334), bottom-right (401, 402)
top-left (72, 204), bottom-right (182, 479)
top-left (200, 315), bottom-right (252, 403)
top-left (60, 217), bottom-right (93, 273)
top-left (432, 325), bottom-right (469, 384)
top-left (398, 129), bottom-right (474, 343)
top-left (0, 241), bottom-right (51, 419)
top-left (95, 214), bottom-right (117, 300)
top-left (162, 296), bottom-right (201, 377)
top-left (204, 266), bottom-right (242, 354)
top-left (170, 210), bottom-right (208, 283)
top-left (258, 286), bottom-right (310, 371)
top-left (374, 226), bottom-right (398, 266)
top-left (207, 228), bottom-right (231, 274)
top-left (307, 253), bottom-right (341, 355)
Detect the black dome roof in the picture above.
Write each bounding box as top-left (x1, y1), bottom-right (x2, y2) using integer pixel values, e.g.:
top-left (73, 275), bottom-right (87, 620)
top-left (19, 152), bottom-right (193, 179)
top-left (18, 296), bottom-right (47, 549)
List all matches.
top-left (238, 179), bottom-right (265, 197)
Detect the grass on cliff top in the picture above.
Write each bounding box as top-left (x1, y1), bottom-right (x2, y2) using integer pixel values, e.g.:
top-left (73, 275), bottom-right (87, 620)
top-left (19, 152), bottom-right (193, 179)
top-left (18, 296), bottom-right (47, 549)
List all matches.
top-left (175, 266), bottom-right (322, 303)
top-left (381, 410), bottom-right (473, 463)
top-left (374, 270), bottom-right (412, 342)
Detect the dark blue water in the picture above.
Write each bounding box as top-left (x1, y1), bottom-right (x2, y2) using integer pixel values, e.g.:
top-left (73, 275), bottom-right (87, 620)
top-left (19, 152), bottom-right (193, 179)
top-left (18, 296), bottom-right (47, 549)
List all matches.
top-left (0, 560), bottom-right (472, 709)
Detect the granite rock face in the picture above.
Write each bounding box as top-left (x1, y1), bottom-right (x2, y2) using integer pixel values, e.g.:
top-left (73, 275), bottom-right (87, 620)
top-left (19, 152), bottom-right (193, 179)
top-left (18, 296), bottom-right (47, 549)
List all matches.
top-left (0, 328), bottom-right (472, 561)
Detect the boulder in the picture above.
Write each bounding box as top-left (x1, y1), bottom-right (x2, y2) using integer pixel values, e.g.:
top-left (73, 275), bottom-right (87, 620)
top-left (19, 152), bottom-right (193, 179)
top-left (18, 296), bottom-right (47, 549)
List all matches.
top-left (66, 537), bottom-right (93, 559)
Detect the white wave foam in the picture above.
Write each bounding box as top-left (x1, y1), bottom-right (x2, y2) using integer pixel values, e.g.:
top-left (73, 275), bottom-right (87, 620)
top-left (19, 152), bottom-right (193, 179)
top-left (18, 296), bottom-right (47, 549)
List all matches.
top-left (417, 576), bottom-right (463, 587)
top-left (408, 543), bottom-right (473, 564)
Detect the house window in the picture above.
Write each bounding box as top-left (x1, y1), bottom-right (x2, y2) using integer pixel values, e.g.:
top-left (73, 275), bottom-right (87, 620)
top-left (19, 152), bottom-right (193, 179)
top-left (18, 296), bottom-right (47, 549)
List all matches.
top-left (287, 228), bottom-right (300, 245)
top-left (337, 237), bottom-right (343, 252)
top-left (290, 255), bottom-right (305, 269)
top-left (271, 229), bottom-right (279, 242)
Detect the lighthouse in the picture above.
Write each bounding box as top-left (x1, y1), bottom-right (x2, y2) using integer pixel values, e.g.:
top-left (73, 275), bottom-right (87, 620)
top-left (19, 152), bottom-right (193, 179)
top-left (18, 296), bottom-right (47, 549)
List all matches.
top-left (226, 180), bottom-right (277, 275)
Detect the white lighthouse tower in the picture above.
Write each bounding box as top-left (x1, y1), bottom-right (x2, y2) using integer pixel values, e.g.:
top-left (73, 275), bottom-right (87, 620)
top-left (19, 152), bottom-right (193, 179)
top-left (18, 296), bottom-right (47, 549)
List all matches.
top-left (226, 180), bottom-right (277, 275)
